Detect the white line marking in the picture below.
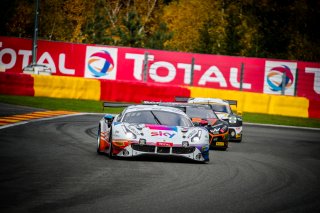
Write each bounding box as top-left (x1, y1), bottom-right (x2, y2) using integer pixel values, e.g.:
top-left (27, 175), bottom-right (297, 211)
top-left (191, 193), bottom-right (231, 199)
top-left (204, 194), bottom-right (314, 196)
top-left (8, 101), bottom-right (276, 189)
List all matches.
top-left (244, 122), bottom-right (320, 131)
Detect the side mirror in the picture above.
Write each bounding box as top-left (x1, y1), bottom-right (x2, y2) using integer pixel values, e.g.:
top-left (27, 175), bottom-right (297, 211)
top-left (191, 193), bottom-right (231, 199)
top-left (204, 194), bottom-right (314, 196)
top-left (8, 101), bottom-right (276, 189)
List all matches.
top-left (104, 114), bottom-right (114, 128)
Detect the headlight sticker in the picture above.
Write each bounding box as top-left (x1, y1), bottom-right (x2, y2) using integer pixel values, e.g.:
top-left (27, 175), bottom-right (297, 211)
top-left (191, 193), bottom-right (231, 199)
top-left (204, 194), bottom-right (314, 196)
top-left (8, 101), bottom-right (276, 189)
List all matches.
top-left (187, 129), bottom-right (198, 139)
top-left (128, 125), bottom-right (140, 135)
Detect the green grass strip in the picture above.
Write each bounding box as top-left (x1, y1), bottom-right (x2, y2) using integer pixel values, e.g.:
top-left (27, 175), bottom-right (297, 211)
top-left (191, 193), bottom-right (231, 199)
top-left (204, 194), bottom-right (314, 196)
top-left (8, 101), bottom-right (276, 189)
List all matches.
top-left (0, 95), bottom-right (123, 114)
top-left (1, 95), bottom-right (319, 128)
top-left (243, 112), bottom-right (320, 128)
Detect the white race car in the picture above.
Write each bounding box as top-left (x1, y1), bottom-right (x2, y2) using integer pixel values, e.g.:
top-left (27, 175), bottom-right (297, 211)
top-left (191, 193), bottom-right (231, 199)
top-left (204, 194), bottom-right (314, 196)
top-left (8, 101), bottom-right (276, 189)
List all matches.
top-left (97, 103), bottom-right (210, 162)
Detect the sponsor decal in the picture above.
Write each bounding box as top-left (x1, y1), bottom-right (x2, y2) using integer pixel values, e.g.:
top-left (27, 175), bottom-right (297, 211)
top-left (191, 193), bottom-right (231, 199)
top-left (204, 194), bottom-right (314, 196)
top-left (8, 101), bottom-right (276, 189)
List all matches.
top-left (151, 131), bottom-right (175, 138)
top-left (127, 125), bottom-right (140, 135)
top-left (263, 61), bottom-right (297, 95)
top-left (156, 142), bottom-right (173, 147)
top-left (126, 53), bottom-right (252, 88)
top-left (1, 37), bottom-right (319, 101)
top-left (305, 67), bottom-right (320, 94)
top-left (187, 129), bottom-right (197, 138)
top-left (84, 46), bottom-right (117, 79)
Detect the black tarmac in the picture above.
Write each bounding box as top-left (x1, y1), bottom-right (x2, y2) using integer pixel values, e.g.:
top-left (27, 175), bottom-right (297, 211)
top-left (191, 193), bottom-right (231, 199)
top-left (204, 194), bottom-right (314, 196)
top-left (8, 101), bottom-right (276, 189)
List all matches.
top-left (0, 104), bottom-right (320, 213)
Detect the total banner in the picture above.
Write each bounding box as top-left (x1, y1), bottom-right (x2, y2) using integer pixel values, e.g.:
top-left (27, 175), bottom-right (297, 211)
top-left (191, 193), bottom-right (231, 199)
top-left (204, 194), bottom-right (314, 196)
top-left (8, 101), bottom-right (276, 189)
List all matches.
top-left (1, 36), bottom-right (319, 101)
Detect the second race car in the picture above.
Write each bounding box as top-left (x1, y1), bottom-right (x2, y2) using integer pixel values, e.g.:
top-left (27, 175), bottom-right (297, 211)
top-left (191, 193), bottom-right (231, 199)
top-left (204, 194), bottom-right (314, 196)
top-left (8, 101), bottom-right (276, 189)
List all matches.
top-left (187, 98), bottom-right (243, 142)
top-left (143, 101), bottom-right (229, 150)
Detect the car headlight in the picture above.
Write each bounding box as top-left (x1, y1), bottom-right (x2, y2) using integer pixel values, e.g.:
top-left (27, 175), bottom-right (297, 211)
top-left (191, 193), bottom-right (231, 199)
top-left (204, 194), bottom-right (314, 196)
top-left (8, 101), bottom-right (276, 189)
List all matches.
top-left (122, 125), bottom-right (137, 139)
top-left (229, 116), bottom-right (237, 124)
top-left (126, 132), bottom-right (135, 139)
top-left (191, 130), bottom-right (202, 142)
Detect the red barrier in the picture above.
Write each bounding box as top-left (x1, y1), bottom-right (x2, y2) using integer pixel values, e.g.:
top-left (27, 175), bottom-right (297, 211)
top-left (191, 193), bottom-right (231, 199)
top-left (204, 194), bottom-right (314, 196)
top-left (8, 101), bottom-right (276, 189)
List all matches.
top-left (100, 80), bottom-right (190, 103)
top-left (308, 100), bottom-right (320, 119)
top-left (0, 72), bottom-right (34, 96)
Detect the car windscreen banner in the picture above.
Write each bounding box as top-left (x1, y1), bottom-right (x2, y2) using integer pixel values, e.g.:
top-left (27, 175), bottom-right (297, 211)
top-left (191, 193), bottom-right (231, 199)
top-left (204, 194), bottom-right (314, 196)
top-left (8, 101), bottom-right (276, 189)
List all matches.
top-left (1, 36), bottom-right (319, 101)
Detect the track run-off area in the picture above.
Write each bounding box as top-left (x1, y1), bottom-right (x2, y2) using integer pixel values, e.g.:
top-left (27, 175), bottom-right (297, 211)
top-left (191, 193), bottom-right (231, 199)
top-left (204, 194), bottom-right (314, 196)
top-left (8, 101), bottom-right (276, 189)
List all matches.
top-left (0, 105), bottom-right (320, 213)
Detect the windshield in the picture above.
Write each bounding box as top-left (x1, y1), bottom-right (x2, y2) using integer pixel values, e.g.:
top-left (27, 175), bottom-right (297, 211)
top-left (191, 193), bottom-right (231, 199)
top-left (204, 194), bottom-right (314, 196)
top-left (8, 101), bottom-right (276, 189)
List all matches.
top-left (122, 110), bottom-right (193, 127)
top-left (186, 106), bottom-right (217, 119)
top-left (210, 104), bottom-right (232, 113)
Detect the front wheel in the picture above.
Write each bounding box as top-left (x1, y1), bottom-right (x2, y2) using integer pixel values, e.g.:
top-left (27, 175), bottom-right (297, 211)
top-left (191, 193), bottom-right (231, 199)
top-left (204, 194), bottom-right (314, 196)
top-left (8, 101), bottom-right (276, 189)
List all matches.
top-left (235, 136), bottom-right (242, 143)
top-left (108, 130), bottom-right (114, 159)
top-left (97, 126), bottom-right (103, 154)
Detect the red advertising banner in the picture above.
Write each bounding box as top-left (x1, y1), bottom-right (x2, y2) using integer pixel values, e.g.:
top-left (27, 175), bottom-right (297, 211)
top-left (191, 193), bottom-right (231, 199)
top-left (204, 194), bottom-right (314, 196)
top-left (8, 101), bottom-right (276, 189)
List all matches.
top-left (1, 36), bottom-right (319, 101)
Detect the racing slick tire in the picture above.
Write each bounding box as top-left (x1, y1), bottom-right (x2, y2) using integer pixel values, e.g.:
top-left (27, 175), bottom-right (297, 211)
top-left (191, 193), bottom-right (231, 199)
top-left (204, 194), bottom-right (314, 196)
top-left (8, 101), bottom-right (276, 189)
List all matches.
top-left (108, 129), bottom-right (114, 159)
top-left (234, 136), bottom-right (242, 143)
top-left (202, 158), bottom-right (210, 164)
top-left (97, 126), bottom-right (103, 154)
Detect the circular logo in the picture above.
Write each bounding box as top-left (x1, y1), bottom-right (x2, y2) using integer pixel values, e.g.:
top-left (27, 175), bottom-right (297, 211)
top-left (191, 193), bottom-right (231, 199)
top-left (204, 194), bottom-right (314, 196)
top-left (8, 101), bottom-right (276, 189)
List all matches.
top-left (87, 50), bottom-right (114, 77)
top-left (266, 65), bottom-right (294, 91)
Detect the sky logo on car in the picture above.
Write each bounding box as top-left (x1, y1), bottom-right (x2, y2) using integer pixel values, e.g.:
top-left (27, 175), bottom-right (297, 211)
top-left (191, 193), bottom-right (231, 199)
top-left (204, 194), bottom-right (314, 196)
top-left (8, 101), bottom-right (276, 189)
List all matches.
top-left (151, 131), bottom-right (175, 138)
top-left (263, 61), bottom-right (297, 95)
top-left (84, 46), bottom-right (117, 79)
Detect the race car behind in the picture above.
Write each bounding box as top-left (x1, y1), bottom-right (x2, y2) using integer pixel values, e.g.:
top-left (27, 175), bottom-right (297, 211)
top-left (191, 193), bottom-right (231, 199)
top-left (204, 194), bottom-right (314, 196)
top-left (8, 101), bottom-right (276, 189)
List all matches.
top-left (143, 101), bottom-right (229, 150)
top-left (186, 97), bottom-right (243, 142)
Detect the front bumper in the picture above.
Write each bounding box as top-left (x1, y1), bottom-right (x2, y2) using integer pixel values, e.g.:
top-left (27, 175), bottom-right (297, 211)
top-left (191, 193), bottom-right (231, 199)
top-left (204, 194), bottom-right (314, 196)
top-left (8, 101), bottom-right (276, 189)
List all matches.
top-left (209, 132), bottom-right (229, 149)
top-left (113, 142), bottom-right (210, 162)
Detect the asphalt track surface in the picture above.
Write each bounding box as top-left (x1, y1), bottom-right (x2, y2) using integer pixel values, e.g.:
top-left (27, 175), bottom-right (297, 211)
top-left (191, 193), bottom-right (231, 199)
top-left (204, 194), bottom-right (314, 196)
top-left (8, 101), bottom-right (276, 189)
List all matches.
top-left (1, 107), bottom-right (320, 213)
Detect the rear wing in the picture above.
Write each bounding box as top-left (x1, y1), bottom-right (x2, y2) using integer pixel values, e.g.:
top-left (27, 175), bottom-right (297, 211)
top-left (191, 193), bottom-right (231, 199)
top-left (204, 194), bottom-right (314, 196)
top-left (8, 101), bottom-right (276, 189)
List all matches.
top-left (175, 97), bottom-right (237, 107)
top-left (102, 102), bottom-right (134, 111)
top-left (142, 101), bottom-right (214, 113)
top-left (226, 100), bottom-right (237, 107)
top-left (174, 97), bottom-right (189, 102)
top-left (142, 101), bottom-right (200, 107)
top-left (142, 101), bottom-right (187, 112)
top-left (225, 100), bottom-right (242, 115)
top-left (142, 101), bottom-right (163, 105)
